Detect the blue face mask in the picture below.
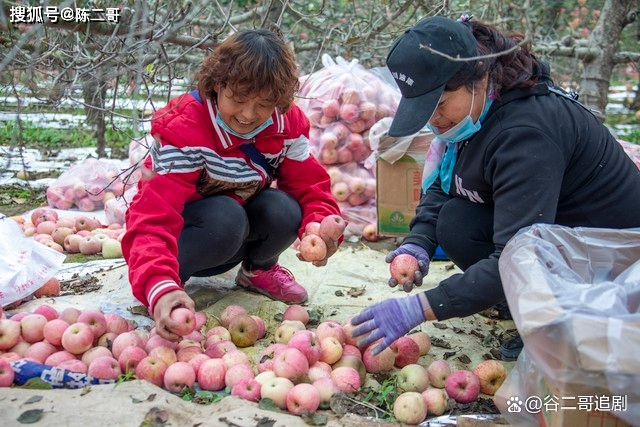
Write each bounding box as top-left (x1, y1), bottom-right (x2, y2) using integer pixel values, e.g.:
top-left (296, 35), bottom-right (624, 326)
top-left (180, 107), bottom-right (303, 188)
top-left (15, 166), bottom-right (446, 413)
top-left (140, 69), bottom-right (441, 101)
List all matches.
top-left (215, 113), bottom-right (274, 140)
top-left (428, 89), bottom-right (493, 144)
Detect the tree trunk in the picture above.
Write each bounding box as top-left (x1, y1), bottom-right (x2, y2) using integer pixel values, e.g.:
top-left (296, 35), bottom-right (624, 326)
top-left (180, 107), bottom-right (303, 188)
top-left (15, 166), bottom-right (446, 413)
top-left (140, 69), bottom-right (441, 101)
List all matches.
top-left (580, 0), bottom-right (637, 119)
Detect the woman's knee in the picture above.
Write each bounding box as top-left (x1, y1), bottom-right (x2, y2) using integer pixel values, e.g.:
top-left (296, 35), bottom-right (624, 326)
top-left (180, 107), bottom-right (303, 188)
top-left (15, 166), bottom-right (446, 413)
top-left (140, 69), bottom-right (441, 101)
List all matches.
top-left (182, 196), bottom-right (249, 242)
top-left (248, 189), bottom-right (302, 231)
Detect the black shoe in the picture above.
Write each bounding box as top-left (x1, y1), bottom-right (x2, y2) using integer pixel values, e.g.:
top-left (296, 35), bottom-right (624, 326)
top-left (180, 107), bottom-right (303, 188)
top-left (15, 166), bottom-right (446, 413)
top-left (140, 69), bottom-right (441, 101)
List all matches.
top-left (499, 335), bottom-right (523, 361)
top-left (479, 301), bottom-right (513, 320)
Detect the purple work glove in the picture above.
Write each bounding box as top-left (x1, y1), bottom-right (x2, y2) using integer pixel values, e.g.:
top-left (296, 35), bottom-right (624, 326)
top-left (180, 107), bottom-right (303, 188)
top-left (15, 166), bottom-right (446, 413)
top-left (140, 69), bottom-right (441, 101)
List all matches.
top-left (350, 294), bottom-right (428, 355)
top-left (385, 243), bottom-right (430, 292)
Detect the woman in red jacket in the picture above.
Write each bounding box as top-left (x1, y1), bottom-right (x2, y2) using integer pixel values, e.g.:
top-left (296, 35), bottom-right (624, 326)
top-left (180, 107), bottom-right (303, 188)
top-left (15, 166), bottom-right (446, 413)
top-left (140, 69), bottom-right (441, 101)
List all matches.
top-left (122, 29), bottom-right (341, 340)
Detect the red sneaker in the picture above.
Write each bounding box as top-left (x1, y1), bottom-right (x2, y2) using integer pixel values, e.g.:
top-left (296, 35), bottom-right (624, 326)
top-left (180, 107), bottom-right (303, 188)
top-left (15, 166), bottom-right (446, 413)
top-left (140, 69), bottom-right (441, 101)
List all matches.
top-left (236, 264), bottom-right (308, 304)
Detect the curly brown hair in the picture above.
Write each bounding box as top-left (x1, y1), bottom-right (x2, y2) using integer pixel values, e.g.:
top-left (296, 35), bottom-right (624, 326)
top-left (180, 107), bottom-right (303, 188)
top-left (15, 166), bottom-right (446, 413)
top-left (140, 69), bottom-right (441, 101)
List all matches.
top-left (198, 29), bottom-right (299, 113)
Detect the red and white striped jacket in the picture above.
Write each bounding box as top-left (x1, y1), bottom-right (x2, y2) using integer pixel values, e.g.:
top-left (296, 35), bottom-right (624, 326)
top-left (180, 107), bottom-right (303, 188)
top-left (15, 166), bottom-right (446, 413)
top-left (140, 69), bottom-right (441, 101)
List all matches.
top-left (122, 91), bottom-right (340, 311)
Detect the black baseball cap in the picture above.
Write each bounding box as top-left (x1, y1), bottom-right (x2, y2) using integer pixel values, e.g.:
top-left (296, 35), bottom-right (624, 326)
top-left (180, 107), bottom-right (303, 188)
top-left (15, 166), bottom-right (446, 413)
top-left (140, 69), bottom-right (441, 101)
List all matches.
top-left (386, 16), bottom-right (477, 137)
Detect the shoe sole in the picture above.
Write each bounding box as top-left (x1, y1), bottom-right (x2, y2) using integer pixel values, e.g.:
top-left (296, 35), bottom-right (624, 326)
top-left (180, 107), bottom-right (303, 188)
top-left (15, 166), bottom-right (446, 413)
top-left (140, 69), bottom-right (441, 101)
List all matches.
top-left (235, 275), bottom-right (308, 305)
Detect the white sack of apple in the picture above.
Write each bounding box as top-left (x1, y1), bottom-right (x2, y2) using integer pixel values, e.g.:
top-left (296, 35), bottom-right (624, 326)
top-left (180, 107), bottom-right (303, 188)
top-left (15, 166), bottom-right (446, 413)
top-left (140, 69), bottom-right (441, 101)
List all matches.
top-left (46, 158), bottom-right (133, 212)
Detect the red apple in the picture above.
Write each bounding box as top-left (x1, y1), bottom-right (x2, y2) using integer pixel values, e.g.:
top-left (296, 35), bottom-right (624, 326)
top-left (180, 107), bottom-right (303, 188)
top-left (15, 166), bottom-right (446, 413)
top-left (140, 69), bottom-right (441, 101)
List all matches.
top-left (88, 355), bottom-right (121, 380)
top-left (422, 387), bottom-right (449, 416)
top-left (197, 358), bottom-right (226, 391)
top-left (273, 347), bottom-right (309, 383)
top-left (286, 383), bottom-right (321, 415)
top-left (224, 363), bottom-right (254, 389)
top-left (135, 356), bottom-right (168, 388)
top-left (287, 330), bottom-right (321, 365)
top-left (219, 305), bottom-right (247, 329)
top-left (390, 254), bottom-right (420, 286)
top-left (24, 341), bottom-right (58, 364)
top-left (318, 214), bottom-right (347, 241)
top-left (42, 319), bottom-right (70, 347)
top-left (34, 278), bottom-right (62, 298)
top-left (299, 234), bottom-right (327, 262)
top-left (274, 320), bottom-right (305, 345)
top-left (163, 361), bottom-right (196, 393)
top-left (282, 305), bottom-right (309, 325)
top-left (390, 336), bottom-right (420, 368)
top-left (427, 360), bottom-right (451, 388)
top-left (231, 378), bottom-right (261, 402)
top-left (61, 322), bottom-right (95, 354)
top-left (77, 309), bottom-right (107, 340)
top-left (168, 307), bottom-right (196, 336)
top-left (20, 314), bottom-right (48, 343)
top-left (33, 304), bottom-right (59, 321)
top-left (408, 331), bottom-right (431, 356)
top-left (0, 359), bottom-right (15, 387)
top-left (444, 370), bottom-right (481, 403)
top-left (312, 377), bottom-right (341, 409)
top-left (330, 366), bottom-right (361, 393)
top-left (118, 345), bottom-right (148, 373)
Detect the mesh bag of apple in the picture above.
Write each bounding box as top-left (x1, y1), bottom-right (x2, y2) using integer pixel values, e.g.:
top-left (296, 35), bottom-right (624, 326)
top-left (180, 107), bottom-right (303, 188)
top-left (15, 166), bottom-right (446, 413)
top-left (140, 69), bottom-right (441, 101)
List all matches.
top-left (296, 55), bottom-right (400, 241)
top-left (0, 298), bottom-right (509, 423)
top-left (46, 158), bottom-right (133, 212)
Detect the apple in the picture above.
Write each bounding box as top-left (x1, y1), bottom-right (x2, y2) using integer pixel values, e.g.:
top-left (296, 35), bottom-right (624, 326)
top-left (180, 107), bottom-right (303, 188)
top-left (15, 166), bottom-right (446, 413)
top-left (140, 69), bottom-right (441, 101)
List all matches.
top-left (96, 332), bottom-right (118, 349)
top-left (261, 377), bottom-right (295, 409)
top-left (318, 214), bottom-right (347, 241)
top-left (0, 359), bottom-right (15, 387)
top-left (81, 346), bottom-right (113, 366)
top-left (51, 226), bottom-right (74, 246)
top-left (228, 314), bottom-right (260, 347)
top-left (34, 277), bottom-right (62, 299)
top-left (104, 313), bottom-right (131, 335)
top-left (197, 358), bottom-right (226, 391)
top-left (59, 307), bottom-right (81, 325)
top-left (303, 221), bottom-right (321, 236)
top-left (257, 343), bottom-right (287, 373)
top-left (77, 309), bottom-right (107, 340)
top-left (145, 334), bottom-right (178, 353)
top-left (193, 311), bottom-right (207, 331)
top-left (331, 182), bottom-right (350, 202)
top-left (231, 378), bottom-right (262, 402)
top-left (44, 350), bottom-right (77, 367)
top-left (167, 307), bottom-right (196, 337)
top-left (101, 238), bottom-right (123, 259)
top-left (33, 304), bottom-right (59, 321)
top-left (312, 377), bottom-right (341, 409)
top-left (473, 359), bottom-right (508, 396)
top-left (88, 355), bottom-right (122, 380)
top-left (204, 339), bottom-right (237, 359)
top-left (219, 305), bottom-right (247, 329)
top-left (163, 361), bottom-right (196, 393)
top-left (61, 322), bottom-right (95, 354)
top-left (135, 356), bottom-right (169, 388)
top-left (187, 354), bottom-right (210, 375)
top-left (444, 370), bottom-right (481, 403)
top-left (204, 325), bottom-right (231, 342)
top-left (62, 234), bottom-right (81, 253)
top-left (390, 336), bottom-right (420, 368)
top-left (20, 314), bottom-right (48, 343)
top-left (24, 341), bottom-right (58, 364)
top-left (273, 347), bottom-right (309, 383)
top-left (254, 370), bottom-right (277, 386)
top-left (79, 235), bottom-right (102, 255)
top-left (362, 344), bottom-right (395, 374)
top-left (282, 305), bottom-right (309, 325)
top-left (286, 383), bottom-right (321, 415)
top-left (177, 345), bottom-right (204, 363)
top-left (320, 147), bottom-right (339, 164)
top-left (75, 215), bottom-right (98, 231)
top-left (58, 359), bottom-right (88, 373)
top-left (341, 344), bottom-right (362, 360)
top-left (36, 221), bottom-right (57, 235)
top-left (221, 349), bottom-right (250, 369)
top-left (408, 331), bottom-right (431, 356)
top-left (1, 352), bottom-right (22, 363)
top-left (224, 363), bottom-right (254, 389)
top-left (287, 330), bottom-right (321, 365)
top-left (396, 363), bottom-right (430, 393)
top-left (330, 366), bottom-right (361, 393)
top-left (148, 345), bottom-right (177, 367)
top-left (390, 254), bottom-right (420, 286)
top-left (319, 336), bottom-right (343, 365)
top-left (299, 234), bottom-right (327, 261)
top-left (362, 223), bottom-right (379, 242)
top-left (43, 319), bottom-right (70, 347)
top-left (111, 331), bottom-right (146, 359)
top-left (55, 216), bottom-right (76, 229)
top-left (250, 315), bottom-right (266, 339)
top-left (118, 345), bottom-right (148, 373)
top-left (427, 360), bottom-right (451, 388)
top-left (331, 355), bottom-right (366, 385)
top-left (422, 387), bottom-right (449, 416)
top-left (316, 321), bottom-right (346, 345)
top-left (307, 361), bottom-right (333, 382)
top-left (393, 391), bottom-right (427, 425)
top-left (274, 320), bottom-right (305, 345)
top-left (8, 341), bottom-right (31, 357)
top-left (30, 207), bottom-right (50, 225)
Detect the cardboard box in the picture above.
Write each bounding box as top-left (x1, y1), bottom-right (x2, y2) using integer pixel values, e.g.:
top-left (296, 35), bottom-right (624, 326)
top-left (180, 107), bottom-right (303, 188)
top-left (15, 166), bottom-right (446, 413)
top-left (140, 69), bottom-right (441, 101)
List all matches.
top-left (375, 133), bottom-right (432, 236)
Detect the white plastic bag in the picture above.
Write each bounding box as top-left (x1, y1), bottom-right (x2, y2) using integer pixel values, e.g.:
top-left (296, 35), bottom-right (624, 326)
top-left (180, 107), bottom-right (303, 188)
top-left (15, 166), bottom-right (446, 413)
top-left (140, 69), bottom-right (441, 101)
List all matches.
top-left (0, 216), bottom-right (66, 307)
top-left (496, 224), bottom-right (640, 426)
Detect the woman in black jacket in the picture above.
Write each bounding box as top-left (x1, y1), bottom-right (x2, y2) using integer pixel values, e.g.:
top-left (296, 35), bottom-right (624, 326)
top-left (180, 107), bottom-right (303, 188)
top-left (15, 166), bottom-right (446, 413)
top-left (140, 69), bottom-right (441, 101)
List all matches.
top-left (350, 15), bottom-right (640, 359)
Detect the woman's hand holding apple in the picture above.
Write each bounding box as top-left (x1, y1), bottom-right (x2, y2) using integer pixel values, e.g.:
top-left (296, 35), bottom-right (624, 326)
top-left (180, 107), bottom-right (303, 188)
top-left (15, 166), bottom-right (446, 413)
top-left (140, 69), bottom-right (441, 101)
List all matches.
top-left (152, 289), bottom-right (196, 341)
top-left (297, 215), bottom-right (347, 267)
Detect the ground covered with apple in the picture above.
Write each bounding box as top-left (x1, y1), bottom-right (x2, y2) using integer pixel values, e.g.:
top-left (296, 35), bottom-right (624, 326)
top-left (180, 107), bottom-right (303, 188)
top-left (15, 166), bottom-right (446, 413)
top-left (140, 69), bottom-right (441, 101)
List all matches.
top-left (0, 215), bottom-right (517, 426)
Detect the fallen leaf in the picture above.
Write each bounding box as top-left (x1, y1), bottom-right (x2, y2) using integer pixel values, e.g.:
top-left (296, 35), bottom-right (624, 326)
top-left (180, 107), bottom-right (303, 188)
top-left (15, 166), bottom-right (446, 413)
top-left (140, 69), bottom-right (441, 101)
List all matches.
top-left (433, 322), bottom-right (448, 329)
top-left (24, 396), bottom-right (43, 404)
top-left (443, 351), bottom-right (457, 360)
top-left (457, 354), bottom-right (472, 364)
top-left (431, 336), bottom-right (452, 349)
top-left (347, 286), bottom-right (366, 297)
top-left (17, 409), bottom-right (44, 424)
top-left (140, 407), bottom-right (168, 427)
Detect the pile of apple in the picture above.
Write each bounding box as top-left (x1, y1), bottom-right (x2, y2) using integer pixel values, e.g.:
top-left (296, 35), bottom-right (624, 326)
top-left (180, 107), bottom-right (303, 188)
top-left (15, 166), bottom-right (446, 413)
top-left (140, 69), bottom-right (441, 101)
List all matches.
top-left (45, 158), bottom-right (132, 212)
top-left (9, 207), bottom-right (124, 259)
top-left (0, 299), bottom-right (508, 424)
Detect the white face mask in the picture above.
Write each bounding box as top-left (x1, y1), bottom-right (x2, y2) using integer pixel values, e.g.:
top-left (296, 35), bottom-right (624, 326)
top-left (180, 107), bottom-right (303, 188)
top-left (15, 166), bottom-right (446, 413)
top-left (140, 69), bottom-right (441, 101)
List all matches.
top-left (215, 113), bottom-right (274, 140)
top-left (428, 85), bottom-right (493, 143)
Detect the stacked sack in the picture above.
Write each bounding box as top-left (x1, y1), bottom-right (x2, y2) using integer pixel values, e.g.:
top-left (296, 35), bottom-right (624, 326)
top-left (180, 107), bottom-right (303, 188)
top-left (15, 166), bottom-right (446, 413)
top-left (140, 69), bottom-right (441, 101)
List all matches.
top-left (296, 55), bottom-right (401, 239)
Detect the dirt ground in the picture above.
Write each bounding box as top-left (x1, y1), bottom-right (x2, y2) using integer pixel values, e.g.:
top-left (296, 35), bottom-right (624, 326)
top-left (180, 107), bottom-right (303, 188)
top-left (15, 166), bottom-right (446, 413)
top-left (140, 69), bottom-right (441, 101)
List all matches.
top-left (1, 235), bottom-right (515, 427)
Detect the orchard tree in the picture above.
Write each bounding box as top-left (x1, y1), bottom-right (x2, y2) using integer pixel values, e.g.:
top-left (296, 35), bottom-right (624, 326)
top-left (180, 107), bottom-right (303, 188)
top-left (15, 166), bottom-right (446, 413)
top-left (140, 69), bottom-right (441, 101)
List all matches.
top-left (0, 0), bottom-right (638, 161)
